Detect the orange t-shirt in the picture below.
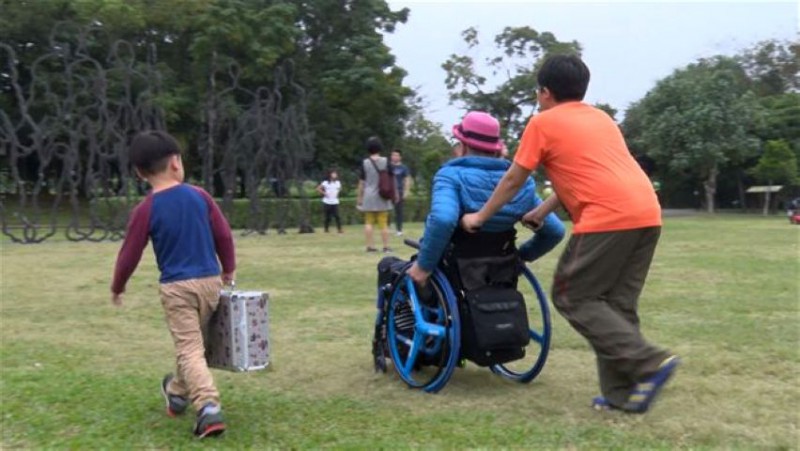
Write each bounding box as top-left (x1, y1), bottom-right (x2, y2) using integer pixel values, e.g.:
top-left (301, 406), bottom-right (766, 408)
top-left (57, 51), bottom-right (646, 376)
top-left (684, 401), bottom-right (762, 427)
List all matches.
top-left (514, 102), bottom-right (661, 234)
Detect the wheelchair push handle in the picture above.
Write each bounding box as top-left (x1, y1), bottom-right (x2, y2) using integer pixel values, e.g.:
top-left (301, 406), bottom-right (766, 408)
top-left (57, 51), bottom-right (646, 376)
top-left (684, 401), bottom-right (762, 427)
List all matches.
top-left (403, 238), bottom-right (421, 250)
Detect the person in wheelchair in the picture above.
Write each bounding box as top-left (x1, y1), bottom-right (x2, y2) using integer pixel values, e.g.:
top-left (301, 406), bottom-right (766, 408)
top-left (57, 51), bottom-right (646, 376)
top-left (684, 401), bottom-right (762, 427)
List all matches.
top-left (372, 111), bottom-right (565, 384)
top-left (405, 111), bottom-right (565, 287)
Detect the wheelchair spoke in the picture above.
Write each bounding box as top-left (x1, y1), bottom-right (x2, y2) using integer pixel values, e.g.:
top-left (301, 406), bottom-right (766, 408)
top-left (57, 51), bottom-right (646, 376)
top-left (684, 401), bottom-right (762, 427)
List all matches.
top-left (417, 322), bottom-right (446, 338)
top-left (395, 333), bottom-right (413, 347)
top-left (529, 328), bottom-right (544, 344)
top-left (402, 333), bottom-right (424, 375)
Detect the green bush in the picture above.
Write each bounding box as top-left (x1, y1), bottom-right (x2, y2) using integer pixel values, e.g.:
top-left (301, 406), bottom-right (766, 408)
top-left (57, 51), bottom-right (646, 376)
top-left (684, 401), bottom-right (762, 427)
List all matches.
top-left (1, 196), bottom-right (431, 232)
top-left (220, 196), bottom-right (430, 230)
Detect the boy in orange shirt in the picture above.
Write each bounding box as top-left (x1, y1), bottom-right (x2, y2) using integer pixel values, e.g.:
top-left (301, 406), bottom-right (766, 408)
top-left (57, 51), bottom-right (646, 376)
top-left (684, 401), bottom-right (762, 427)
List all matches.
top-left (462, 55), bottom-right (679, 413)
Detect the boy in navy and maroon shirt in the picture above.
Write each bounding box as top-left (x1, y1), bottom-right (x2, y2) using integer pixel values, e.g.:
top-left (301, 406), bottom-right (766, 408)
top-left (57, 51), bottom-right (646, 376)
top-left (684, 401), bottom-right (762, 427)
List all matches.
top-left (111, 130), bottom-right (235, 439)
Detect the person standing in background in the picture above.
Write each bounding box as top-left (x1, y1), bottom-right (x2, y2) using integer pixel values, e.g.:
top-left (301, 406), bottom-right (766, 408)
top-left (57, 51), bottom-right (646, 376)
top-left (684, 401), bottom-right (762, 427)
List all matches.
top-left (390, 150), bottom-right (412, 236)
top-left (357, 137), bottom-right (394, 253)
top-left (316, 169), bottom-right (343, 233)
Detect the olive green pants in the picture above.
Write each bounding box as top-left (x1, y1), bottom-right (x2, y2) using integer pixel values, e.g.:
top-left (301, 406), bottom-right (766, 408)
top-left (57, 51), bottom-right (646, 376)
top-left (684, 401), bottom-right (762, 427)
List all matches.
top-left (551, 227), bottom-right (669, 407)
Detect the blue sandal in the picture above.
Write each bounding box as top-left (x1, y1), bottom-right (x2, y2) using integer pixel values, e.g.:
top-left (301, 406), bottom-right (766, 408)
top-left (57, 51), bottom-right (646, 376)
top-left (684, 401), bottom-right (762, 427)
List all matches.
top-left (591, 396), bottom-right (618, 411)
top-left (623, 356), bottom-right (681, 413)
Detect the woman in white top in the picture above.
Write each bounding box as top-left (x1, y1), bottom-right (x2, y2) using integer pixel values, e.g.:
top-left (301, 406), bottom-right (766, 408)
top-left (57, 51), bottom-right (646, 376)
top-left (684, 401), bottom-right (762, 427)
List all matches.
top-left (316, 169), bottom-right (343, 233)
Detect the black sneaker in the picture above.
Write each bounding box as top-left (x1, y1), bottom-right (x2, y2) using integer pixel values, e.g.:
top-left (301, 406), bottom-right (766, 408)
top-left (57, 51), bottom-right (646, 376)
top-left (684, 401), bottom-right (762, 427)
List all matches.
top-left (382, 247), bottom-right (393, 253)
top-left (160, 374), bottom-right (188, 417)
top-left (194, 403), bottom-right (226, 439)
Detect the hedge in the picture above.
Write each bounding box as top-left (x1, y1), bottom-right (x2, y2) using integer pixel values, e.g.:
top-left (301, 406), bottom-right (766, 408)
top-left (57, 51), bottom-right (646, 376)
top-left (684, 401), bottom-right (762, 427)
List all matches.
top-left (2, 195), bottom-right (578, 233)
top-left (219, 196), bottom-right (431, 230)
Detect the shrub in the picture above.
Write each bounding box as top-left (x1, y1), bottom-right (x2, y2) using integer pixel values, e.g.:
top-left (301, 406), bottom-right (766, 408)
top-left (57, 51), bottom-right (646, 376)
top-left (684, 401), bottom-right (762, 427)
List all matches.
top-left (221, 196), bottom-right (430, 230)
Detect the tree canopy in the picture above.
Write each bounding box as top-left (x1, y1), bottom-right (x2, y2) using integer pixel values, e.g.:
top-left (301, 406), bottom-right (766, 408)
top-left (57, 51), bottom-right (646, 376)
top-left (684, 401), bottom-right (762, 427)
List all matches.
top-left (441, 26), bottom-right (580, 149)
top-left (0, 0), bottom-right (413, 181)
top-left (623, 40), bottom-right (799, 211)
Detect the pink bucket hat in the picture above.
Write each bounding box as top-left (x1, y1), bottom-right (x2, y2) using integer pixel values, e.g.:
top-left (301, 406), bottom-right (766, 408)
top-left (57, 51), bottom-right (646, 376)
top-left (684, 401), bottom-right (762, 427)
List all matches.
top-left (452, 111), bottom-right (504, 154)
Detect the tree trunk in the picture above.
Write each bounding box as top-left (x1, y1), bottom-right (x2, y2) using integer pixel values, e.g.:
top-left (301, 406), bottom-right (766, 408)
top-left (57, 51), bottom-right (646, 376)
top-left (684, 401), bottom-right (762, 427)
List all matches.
top-left (703, 165), bottom-right (718, 213)
top-left (737, 171), bottom-right (747, 211)
top-left (204, 51), bottom-right (217, 194)
top-left (763, 180), bottom-right (772, 216)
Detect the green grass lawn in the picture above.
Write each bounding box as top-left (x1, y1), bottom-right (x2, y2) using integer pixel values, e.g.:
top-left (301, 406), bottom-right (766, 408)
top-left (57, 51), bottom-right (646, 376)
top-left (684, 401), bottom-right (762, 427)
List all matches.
top-left (1, 215), bottom-right (798, 449)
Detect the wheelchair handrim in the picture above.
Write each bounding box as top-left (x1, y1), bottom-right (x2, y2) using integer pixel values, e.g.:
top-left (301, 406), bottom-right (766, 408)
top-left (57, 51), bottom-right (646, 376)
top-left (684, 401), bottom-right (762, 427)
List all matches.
top-left (386, 269), bottom-right (461, 393)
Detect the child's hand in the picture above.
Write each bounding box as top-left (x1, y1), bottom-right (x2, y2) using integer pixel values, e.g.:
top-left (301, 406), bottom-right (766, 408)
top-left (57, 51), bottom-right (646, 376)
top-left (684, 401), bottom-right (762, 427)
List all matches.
top-left (521, 209), bottom-right (544, 231)
top-left (460, 212), bottom-right (484, 233)
top-left (111, 293), bottom-right (123, 307)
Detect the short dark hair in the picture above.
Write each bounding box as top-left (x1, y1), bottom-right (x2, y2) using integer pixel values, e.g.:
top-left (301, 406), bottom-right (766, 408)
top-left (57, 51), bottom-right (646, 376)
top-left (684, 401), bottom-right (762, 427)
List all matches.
top-left (537, 54), bottom-right (590, 102)
top-left (365, 136), bottom-right (383, 154)
top-left (391, 149), bottom-right (402, 156)
top-left (129, 130), bottom-right (182, 176)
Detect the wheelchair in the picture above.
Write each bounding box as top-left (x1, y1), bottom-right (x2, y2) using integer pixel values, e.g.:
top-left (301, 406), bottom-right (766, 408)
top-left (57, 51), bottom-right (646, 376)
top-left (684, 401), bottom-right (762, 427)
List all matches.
top-left (372, 230), bottom-right (552, 393)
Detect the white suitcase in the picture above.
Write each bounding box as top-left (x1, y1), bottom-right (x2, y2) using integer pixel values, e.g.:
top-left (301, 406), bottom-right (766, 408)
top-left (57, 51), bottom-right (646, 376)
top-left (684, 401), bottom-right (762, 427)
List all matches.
top-left (205, 287), bottom-right (270, 372)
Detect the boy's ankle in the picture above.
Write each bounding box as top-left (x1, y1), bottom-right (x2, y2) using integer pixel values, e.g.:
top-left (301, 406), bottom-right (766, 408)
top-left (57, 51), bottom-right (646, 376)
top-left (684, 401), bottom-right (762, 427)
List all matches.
top-left (198, 402), bottom-right (221, 416)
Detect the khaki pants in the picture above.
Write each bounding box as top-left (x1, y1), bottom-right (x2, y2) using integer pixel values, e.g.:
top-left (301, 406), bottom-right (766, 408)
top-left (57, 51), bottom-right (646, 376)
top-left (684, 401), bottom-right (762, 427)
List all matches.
top-left (160, 276), bottom-right (222, 410)
top-left (552, 227), bottom-right (669, 407)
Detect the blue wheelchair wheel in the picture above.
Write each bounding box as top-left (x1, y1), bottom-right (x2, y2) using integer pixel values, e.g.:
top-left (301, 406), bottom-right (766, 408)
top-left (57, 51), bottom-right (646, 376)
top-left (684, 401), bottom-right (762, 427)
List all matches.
top-left (490, 265), bottom-right (552, 383)
top-left (386, 268), bottom-right (461, 393)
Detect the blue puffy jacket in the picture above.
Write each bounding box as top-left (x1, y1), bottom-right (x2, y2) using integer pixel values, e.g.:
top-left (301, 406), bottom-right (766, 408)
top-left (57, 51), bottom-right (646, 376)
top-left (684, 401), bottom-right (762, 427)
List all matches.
top-left (416, 156), bottom-right (565, 272)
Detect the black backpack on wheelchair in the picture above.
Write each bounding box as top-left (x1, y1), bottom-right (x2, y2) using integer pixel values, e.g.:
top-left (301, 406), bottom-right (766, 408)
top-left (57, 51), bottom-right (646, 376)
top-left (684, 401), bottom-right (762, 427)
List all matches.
top-left (441, 229), bottom-right (530, 366)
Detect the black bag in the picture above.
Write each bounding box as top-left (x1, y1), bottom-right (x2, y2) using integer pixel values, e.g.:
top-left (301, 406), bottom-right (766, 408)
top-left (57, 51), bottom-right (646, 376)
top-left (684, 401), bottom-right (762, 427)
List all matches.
top-left (373, 256), bottom-right (407, 372)
top-left (459, 285), bottom-right (530, 366)
top-left (444, 229), bottom-right (530, 366)
top-left (368, 158), bottom-right (396, 202)
top-left (377, 256), bottom-right (407, 293)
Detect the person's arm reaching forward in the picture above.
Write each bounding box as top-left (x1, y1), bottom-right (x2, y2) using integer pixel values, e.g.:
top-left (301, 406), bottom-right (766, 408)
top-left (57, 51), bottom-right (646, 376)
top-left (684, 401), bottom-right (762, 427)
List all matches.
top-left (522, 193), bottom-right (561, 229)
top-left (460, 162), bottom-right (532, 232)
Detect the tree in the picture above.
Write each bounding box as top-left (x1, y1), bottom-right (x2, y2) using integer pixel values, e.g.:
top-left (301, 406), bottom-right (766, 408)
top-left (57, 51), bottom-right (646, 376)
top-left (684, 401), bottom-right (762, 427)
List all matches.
top-left (442, 26), bottom-right (580, 149)
top-left (739, 39), bottom-right (800, 97)
top-left (757, 93), bottom-right (800, 160)
top-left (623, 57), bottom-right (763, 213)
top-left (290, 0), bottom-right (412, 170)
top-left (1, 0), bottom-right (414, 180)
top-left (748, 140), bottom-right (798, 215)
top-left (594, 103), bottom-right (618, 122)
top-left (395, 94), bottom-right (449, 198)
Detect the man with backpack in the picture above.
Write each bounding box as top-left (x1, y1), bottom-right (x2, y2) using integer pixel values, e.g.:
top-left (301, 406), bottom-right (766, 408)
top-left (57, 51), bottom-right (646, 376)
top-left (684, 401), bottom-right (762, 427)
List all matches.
top-left (357, 136), bottom-right (394, 253)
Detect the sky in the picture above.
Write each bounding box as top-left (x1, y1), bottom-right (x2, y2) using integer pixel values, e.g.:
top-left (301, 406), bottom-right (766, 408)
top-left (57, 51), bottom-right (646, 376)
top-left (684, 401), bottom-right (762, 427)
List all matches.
top-left (383, 0), bottom-right (799, 130)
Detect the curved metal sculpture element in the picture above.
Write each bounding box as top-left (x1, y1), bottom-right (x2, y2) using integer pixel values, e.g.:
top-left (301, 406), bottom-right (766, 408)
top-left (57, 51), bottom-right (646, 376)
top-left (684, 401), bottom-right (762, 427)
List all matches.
top-left (1, 22), bottom-right (314, 243)
top-left (1, 23), bottom-right (163, 243)
top-left (199, 59), bottom-right (313, 236)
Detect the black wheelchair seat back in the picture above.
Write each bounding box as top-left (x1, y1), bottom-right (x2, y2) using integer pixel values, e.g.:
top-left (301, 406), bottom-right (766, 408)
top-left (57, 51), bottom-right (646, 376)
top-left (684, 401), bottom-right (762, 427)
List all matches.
top-left (443, 228), bottom-right (519, 293)
top-left (444, 229), bottom-right (531, 366)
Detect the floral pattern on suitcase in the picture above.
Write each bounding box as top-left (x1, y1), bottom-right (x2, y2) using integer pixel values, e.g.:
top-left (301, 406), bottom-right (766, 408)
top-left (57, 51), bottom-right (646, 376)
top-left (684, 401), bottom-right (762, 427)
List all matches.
top-left (206, 290), bottom-right (269, 372)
